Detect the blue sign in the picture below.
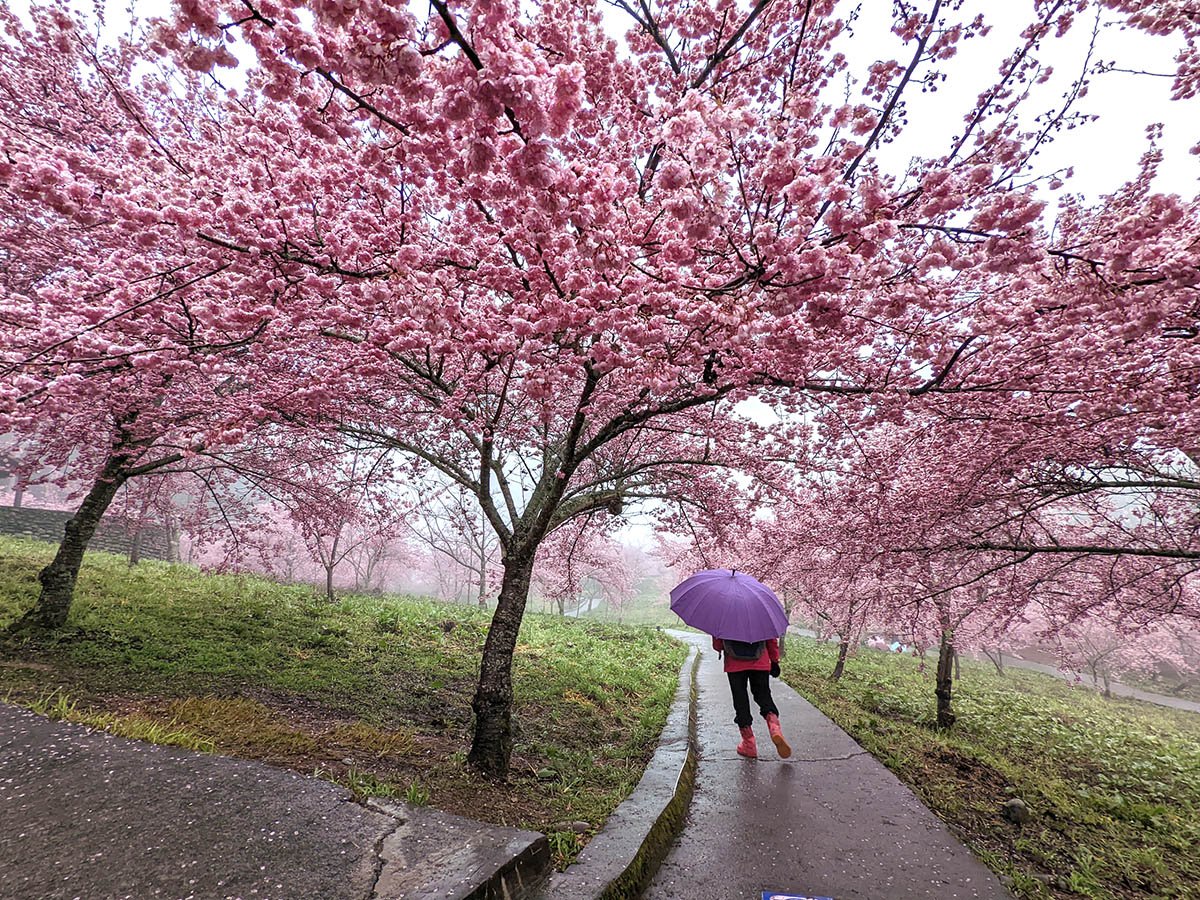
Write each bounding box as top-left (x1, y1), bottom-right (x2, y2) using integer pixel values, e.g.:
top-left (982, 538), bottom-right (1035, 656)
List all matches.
top-left (762, 894), bottom-right (834, 900)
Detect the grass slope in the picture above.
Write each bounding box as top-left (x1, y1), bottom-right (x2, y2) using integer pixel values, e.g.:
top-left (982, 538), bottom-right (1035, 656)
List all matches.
top-left (780, 638), bottom-right (1200, 899)
top-left (0, 537), bottom-right (685, 867)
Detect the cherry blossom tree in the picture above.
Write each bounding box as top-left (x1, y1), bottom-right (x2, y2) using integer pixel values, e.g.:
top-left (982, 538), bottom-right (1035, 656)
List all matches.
top-left (345, 527), bottom-right (413, 594)
top-left (533, 514), bottom-right (637, 616)
top-left (841, 419), bottom-right (1194, 716)
top-left (148, 0), bottom-right (1195, 774)
top-left (1008, 594), bottom-right (1200, 696)
top-left (0, 5), bottom-right (297, 628)
top-left (408, 483), bottom-right (500, 605)
top-left (3, 0), bottom-right (1194, 776)
top-left (700, 395), bottom-right (1198, 722)
top-left (245, 506), bottom-right (312, 583)
top-left (277, 443), bottom-right (406, 602)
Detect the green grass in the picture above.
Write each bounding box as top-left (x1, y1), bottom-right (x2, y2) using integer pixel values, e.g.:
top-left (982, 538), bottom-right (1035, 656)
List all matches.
top-left (780, 638), bottom-right (1200, 899)
top-left (574, 599), bottom-right (681, 627)
top-left (0, 536), bottom-right (686, 868)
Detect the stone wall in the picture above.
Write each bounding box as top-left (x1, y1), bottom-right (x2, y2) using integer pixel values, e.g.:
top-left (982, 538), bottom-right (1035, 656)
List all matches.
top-left (0, 506), bottom-right (173, 561)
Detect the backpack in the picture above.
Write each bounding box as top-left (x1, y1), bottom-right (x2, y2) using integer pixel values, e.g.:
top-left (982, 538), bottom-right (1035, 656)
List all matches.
top-left (723, 639), bottom-right (765, 661)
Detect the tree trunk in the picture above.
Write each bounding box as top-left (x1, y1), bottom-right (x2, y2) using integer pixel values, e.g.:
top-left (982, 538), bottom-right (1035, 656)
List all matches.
top-left (324, 533), bottom-right (340, 602)
top-left (778, 632), bottom-right (787, 658)
top-left (1094, 665), bottom-right (1112, 698)
top-left (953, 646), bottom-right (961, 680)
top-left (12, 480), bottom-right (24, 509)
top-left (831, 638), bottom-right (850, 680)
top-left (936, 630), bottom-right (957, 728)
top-left (166, 521), bottom-right (180, 563)
top-left (17, 459), bottom-right (128, 629)
top-left (364, 548), bottom-right (382, 593)
top-left (983, 648), bottom-right (1005, 676)
top-left (468, 549), bottom-right (535, 776)
top-left (476, 547), bottom-right (487, 607)
top-left (128, 528), bottom-right (143, 567)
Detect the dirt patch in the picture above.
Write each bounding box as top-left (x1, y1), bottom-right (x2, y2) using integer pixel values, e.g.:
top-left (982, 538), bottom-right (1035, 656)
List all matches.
top-left (0, 659), bottom-right (55, 671)
top-left (926, 746), bottom-right (1012, 793)
top-left (911, 746), bottom-right (1110, 899)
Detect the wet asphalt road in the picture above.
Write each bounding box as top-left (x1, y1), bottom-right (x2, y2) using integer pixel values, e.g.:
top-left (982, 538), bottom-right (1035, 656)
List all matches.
top-left (644, 633), bottom-right (1012, 900)
top-left (0, 703), bottom-right (394, 900)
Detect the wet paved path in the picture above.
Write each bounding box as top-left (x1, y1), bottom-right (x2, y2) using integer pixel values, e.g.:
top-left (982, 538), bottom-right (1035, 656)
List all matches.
top-left (0, 703), bottom-right (395, 900)
top-left (645, 633), bottom-right (1012, 900)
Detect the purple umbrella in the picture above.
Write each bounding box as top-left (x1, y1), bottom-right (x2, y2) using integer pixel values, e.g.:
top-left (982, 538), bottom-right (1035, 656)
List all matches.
top-left (669, 569), bottom-right (789, 642)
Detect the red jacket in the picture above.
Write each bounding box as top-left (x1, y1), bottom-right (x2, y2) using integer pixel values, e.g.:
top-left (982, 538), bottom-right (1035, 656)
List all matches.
top-left (713, 637), bottom-right (780, 673)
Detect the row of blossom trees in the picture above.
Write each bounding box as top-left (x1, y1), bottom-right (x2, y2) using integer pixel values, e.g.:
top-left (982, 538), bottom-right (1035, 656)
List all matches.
top-left (3, 0), bottom-right (1198, 774)
top-left (667, 392), bottom-right (1199, 725)
top-left (1, 436), bottom-right (636, 609)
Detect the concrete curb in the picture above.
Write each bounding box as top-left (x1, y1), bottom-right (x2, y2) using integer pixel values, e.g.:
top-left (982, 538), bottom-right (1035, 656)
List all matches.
top-left (368, 798), bottom-right (550, 900)
top-left (537, 640), bottom-right (700, 899)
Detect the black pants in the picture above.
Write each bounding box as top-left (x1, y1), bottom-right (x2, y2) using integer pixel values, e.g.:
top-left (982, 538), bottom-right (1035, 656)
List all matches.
top-left (727, 670), bottom-right (778, 728)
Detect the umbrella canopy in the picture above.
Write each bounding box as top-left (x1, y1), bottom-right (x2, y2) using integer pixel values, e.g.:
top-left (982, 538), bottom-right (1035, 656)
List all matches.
top-left (669, 569), bottom-right (789, 642)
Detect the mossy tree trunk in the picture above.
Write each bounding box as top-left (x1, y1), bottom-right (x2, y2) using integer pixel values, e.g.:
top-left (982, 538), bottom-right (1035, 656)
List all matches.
top-left (13, 438), bottom-right (184, 631)
top-left (18, 455), bottom-right (131, 630)
top-left (467, 548), bottom-right (536, 775)
top-left (831, 638), bottom-right (850, 680)
top-left (936, 629), bottom-right (957, 728)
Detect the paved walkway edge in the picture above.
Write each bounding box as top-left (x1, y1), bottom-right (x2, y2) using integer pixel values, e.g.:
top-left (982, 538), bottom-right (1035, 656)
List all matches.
top-left (538, 640), bottom-right (700, 900)
top-left (367, 797), bottom-right (550, 900)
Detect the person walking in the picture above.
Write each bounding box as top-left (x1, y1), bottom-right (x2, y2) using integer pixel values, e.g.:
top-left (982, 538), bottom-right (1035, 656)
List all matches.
top-left (713, 635), bottom-right (791, 760)
top-left (669, 568), bottom-right (794, 760)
